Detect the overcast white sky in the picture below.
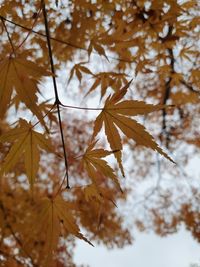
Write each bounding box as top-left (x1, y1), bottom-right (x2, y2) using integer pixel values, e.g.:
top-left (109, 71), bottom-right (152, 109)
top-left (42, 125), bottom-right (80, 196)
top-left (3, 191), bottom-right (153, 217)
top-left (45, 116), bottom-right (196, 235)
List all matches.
top-left (42, 47), bottom-right (200, 267)
top-left (73, 156), bottom-right (200, 267)
top-left (74, 225), bottom-right (200, 267)
top-left (45, 63), bottom-right (200, 267)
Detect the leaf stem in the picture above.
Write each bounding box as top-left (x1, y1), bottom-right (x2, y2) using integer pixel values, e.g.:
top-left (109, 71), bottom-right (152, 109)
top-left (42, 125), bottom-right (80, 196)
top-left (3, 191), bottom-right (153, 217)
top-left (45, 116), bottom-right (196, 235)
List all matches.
top-left (42, 0), bottom-right (70, 188)
top-left (60, 103), bottom-right (104, 111)
top-left (32, 103), bottom-right (56, 129)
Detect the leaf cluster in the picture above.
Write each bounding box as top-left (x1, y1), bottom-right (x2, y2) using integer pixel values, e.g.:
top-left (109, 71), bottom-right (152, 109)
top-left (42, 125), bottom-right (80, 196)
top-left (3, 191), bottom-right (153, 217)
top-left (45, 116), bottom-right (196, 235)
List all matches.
top-left (0, 0), bottom-right (199, 266)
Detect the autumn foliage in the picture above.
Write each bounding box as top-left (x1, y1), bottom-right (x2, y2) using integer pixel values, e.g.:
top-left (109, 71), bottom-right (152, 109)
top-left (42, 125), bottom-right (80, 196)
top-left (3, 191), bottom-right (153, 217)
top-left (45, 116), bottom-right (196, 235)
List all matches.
top-left (0, 0), bottom-right (200, 266)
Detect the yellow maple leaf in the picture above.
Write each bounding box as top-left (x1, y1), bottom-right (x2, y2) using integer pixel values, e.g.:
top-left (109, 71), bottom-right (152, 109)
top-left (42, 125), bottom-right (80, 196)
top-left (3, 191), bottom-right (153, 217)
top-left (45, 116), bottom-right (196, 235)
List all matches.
top-left (34, 195), bottom-right (92, 266)
top-left (88, 39), bottom-right (109, 60)
top-left (68, 63), bottom-right (93, 84)
top-left (85, 72), bottom-right (127, 99)
top-left (0, 55), bottom-right (51, 127)
top-left (0, 119), bottom-right (54, 187)
top-left (82, 141), bottom-right (122, 190)
top-left (92, 81), bottom-right (174, 171)
top-left (83, 183), bottom-right (116, 207)
top-left (171, 91), bottom-right (199, 105)
top-left (84, 183), bottom-right (103, 203)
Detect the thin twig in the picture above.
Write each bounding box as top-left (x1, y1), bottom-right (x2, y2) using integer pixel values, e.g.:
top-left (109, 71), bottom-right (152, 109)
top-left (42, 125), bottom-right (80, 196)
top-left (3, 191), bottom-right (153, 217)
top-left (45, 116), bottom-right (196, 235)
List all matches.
top-left (180, 79), bottom-right (200, 95)
top-left (0, 17), bottom-right (16, 56)
top-left (42, 0), bottom-right (70, 189)
top-left (15, 4), bottom-right (42, 52)
top-left (32, 103), bottom-right (56, 129)
top-left (0, 15), bottom-right (134, 64)
top-left (131, 155), bottom-right (163, 211)
top-left (60, 102), bottom-right (174, 111)
top-left (161, 25), bottom-right (174, 132)
top-left (161, 45), bottom-right (174, 148)
top-left (60, 103), bottom-right (103, 110)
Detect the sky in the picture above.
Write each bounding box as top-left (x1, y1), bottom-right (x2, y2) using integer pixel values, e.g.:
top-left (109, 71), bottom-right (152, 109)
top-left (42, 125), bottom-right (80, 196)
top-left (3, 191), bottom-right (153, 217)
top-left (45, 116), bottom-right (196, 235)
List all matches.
top-left (45, 64), bottom-right (200, 267)
top-left (74, 225), bottom-right (200, 267)
top-left (41, 37), bottom-right (200, 267)
top-left (73, 156), bottom-right (200, 267)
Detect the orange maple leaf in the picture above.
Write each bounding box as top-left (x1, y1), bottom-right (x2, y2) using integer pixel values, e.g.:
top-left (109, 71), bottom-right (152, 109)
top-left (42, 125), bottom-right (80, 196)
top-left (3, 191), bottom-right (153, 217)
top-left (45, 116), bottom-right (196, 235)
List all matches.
top-left (0, 55), bottom-right (51, 127)
top-left (92, 81), bottom-right (175, 175)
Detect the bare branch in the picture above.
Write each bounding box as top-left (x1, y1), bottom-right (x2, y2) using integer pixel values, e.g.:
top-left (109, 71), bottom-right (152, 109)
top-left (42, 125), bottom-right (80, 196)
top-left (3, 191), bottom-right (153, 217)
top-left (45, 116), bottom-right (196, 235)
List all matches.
top-left (42, 0), bottom-right (70, 189)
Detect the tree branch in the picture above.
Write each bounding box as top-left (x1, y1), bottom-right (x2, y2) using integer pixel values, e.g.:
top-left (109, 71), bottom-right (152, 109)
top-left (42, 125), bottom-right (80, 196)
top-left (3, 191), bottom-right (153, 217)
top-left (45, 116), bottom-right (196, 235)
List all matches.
top-left (161, 47), bottom-right (174, 148)
top-left (180, 79), bottom-right (200, 95)
top-left (15, 4), bottom-right (42, 52)
top-left (42, 0), bottom-right (70, 189)
top-left (0, 15), bottom-right (134, 64)
top-left (0, 17), bottom-right (16, 56)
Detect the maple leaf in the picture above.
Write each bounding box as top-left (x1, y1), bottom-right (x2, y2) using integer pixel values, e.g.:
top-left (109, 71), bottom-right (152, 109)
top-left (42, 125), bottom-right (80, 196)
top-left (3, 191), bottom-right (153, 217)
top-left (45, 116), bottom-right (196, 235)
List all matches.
top-left (88, 39), bottom-right (109, 61)
top-left (85, 72), bottom-right (128, 99)
top-left (82, 141), bottom-right (122, 190)
top-left (0, 119), bottom-right (54, 187)
top-left (92, 81), bottom-right (174, 174)
top-left (83, 183), bottom-right (117, 207)
top-left (1, 0), bottom-right (199, 264)
top-left (84, 183), bottom-right (103, 203)
top-left (179, 45), bottom-right (197, 62)
top-left (0, 55), bottom-right (51, 127)
top-left (68, 63), bottom-right (93, 84)
top-left (32, 195), bottom-right (93, 266)
top-left (171, 91), bottom-right (199, 105)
